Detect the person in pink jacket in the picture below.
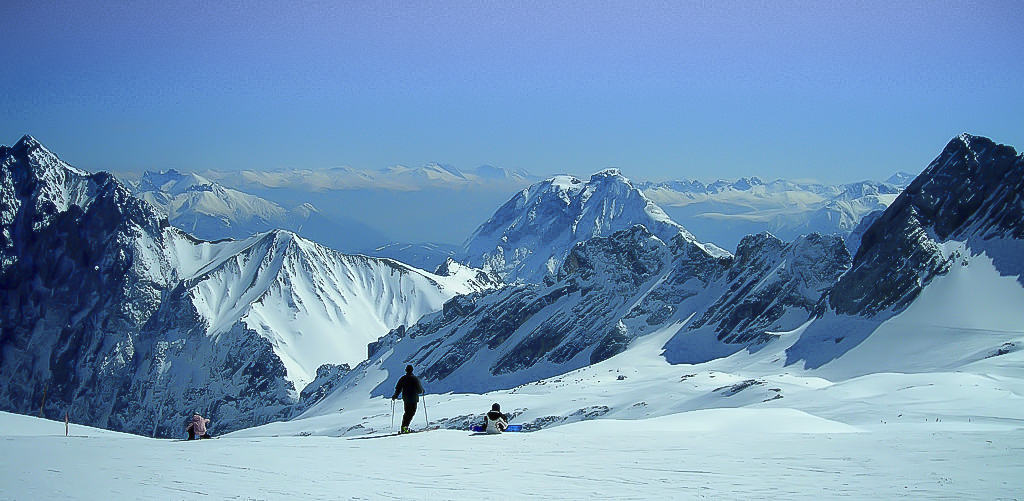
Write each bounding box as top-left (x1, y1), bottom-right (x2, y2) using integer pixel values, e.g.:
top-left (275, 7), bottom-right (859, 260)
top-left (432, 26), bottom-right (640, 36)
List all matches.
top-left (186, 413), bottom-right (212, 440)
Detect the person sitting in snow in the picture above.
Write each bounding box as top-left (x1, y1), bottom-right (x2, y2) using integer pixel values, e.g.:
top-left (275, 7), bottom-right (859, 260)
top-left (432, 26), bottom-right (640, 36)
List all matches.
top-left (480, 403), bottom-right (508, 434)
top-left (186, 412), bottom-right (212, 440)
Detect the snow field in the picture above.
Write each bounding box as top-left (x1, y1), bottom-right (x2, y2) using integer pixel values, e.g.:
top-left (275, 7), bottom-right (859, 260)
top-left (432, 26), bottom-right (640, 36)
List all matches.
top-left (2, 412), bottom-right (1022, 500)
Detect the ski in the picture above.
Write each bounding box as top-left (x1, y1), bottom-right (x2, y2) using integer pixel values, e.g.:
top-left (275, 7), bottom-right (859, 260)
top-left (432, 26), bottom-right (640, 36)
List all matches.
top-left (349, 427), bottom-right (439, 440)
top-left (471, 424), bottom-right (522, 433)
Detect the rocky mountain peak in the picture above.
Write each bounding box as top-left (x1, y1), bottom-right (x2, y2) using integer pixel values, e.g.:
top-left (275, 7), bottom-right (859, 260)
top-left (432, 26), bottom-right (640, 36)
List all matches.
top-left (3, 135), bottom-right (86, 184)
top-left (830, 134), bottom-right (1023, 318)
top-left (588, 168), bottom-right (624, 182)
top-left (462, 169), bottom-right (703, 283)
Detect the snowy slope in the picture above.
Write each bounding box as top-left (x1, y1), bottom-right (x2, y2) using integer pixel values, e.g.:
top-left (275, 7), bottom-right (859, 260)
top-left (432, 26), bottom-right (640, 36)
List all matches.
top-left (463, 168), bottom-right (727, 283)
top-left (5, 257), bottom-right (1021, 499)
top-left (169, 229), bottom-right (497, 389)
top-left (5, 405), bottom-right (1022, 500)
top-left (286, 262), bottom-right (1024, 437)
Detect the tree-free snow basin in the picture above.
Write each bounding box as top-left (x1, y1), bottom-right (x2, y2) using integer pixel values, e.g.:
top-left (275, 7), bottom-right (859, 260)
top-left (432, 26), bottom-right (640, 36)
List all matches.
top-left (2, 411), bottom-right (1021, 500)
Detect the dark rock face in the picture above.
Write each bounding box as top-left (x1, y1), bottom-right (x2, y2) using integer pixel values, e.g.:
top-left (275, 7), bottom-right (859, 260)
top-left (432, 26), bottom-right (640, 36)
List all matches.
top-left (361, 221), bottom-right (849, 394)
top-left (687, 232), bottom-right (851, 344)
top-left (359, 225), bottom-right (684, 394)
top-left (1, 135), bottom-right (176, 433)
top-left (829, 134), bottom-right (1024, 317)
top-left (786, 134), bottom-right (1024, 368)
top-left (659, 231), bottom-right (850, 365)
top-left (1, 137), bottom-right (312, 436)
top-left (290, 363), bottom-right (352, 417)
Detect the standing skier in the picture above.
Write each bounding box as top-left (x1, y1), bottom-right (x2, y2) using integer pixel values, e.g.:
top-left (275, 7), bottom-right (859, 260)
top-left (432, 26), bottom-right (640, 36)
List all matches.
top-left (391, 365), bottom-right (424, 434)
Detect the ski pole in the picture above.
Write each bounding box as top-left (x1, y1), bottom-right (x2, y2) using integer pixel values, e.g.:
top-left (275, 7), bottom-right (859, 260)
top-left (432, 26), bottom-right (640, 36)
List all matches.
top-left (422, 394), bottom-right (428, 426)
top-left (391, 398), bottom-right (396, 430)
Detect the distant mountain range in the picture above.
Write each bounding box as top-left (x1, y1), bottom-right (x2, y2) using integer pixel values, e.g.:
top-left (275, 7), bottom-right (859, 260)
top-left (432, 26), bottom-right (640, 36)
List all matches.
top-left (195, 162), bottom-right (536, 192)
top-left (124, 162), bottom-right (914, 268)
top-left (641, 175), bottom-right (911, 251)
top-left (134, 169), bottom-right (319, 240)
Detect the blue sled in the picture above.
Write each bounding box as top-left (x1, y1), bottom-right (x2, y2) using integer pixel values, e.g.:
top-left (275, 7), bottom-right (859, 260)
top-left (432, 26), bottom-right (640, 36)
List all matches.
top-left (472, 424), bottom-right (523, 432)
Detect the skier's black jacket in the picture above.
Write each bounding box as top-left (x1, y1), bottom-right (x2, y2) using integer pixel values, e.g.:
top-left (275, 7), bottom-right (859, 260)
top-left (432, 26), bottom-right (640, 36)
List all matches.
top-left (392, 374), bottom-right (424, 402)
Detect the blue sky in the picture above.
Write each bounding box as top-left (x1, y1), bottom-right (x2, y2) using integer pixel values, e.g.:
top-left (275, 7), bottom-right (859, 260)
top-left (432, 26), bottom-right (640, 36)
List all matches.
top-left (2, 0), bottom-right (1021, 183)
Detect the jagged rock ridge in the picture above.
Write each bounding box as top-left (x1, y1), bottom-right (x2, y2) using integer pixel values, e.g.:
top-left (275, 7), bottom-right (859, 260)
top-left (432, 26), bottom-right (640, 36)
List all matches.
top-left (786, 134), bottom-right (1024, 368)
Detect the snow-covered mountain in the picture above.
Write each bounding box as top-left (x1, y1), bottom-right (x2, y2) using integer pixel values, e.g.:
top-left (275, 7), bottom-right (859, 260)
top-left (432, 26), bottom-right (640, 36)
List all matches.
top-left (315, 133), bottom-right (1022, 404)
top-left (131, 169), bottom-right (386, 253)
top-left (787, 133), bottom-right (1024, 370)
top-left (0, 136), bottom-right (498, 437)
top-left (462, 168), bottom-right (728, 283)
top-left (4, 132), bottom-right (1020, 446)
top-left (642, 176), bottom-right (908, 251)
top-left (146, 162), bottom-right (906, 264)
top-left (134, 169), bottom-right (314, 240)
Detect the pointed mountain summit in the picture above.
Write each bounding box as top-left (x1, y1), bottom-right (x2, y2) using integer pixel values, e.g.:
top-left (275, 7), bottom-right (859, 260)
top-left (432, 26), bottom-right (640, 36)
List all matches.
top-left (462, 168), bottom-right (727, 283)
top-left (787, 133), bottom-right (1024, 369)
top-left (831, 133), bottom-right (1024, 317)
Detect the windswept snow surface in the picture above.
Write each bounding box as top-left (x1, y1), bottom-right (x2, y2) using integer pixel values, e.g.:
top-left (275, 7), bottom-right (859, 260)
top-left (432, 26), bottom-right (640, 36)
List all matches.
top-left (3, 414), bottom-right (1023, 501)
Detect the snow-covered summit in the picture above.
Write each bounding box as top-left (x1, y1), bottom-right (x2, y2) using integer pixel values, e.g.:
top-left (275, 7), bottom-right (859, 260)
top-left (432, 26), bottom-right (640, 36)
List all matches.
top-left (475, 163), bottom-right (532, 181)
top-left (163, 228), bottom-right (499, 390)
top-left (5, 135), bottom-right (88, 177)
top-left (834, 133), bottom-right (1024, 316)
top-left (462, 169), bottom-right (725, 283)
top-left (137, 168), bottom-right (213, 193)
top-left (885, 171), bottom-right (917, 188)
top-left (133, 168), bottom-right (329, 244)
